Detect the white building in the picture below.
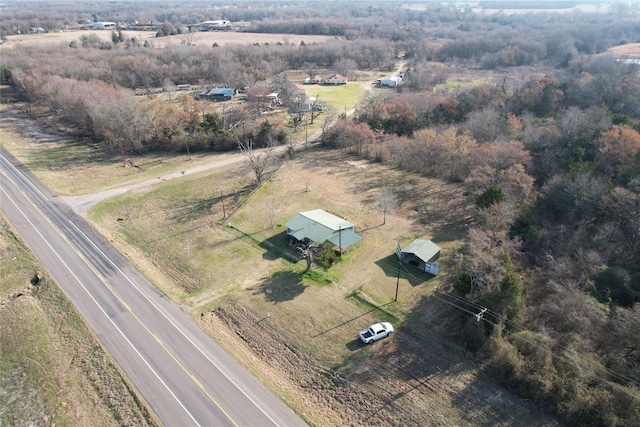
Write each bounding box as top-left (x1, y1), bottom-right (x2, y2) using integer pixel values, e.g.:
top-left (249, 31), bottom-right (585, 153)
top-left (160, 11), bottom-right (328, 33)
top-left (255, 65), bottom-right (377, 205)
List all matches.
top-left (200, 20), bottom-right (231, 31)
top-left (380, 75), bottom-right (401, 88)
top-left (324, 74), bottom-right (348, 85)
top-left (82, 22), bottom-right (116, 30)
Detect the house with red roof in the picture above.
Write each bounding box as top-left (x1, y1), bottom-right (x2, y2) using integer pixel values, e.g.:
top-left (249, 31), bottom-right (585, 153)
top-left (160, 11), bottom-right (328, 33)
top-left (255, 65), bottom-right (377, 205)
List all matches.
top-left (324, 74), bottom-right (348, 85)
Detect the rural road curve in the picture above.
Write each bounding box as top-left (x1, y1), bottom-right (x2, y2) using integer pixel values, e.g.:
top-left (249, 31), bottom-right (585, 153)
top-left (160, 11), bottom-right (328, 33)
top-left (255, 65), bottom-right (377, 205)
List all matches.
top-left (0, 149), bottom-right (307, 426)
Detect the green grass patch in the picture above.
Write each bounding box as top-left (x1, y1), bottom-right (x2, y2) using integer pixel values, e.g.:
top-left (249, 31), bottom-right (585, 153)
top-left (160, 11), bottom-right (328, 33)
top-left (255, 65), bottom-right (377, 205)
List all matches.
top-left (434, 78), bottom-right (493, 95)
top-left (301, 268), bottom-right (335, 286)
top-left (348, 288), bottom-right (399, 322)
top-left (88, 164), bottom-right (281, 297)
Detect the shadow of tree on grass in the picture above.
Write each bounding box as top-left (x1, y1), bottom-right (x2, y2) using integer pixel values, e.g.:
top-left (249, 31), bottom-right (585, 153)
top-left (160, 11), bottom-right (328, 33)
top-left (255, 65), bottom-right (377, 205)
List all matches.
top-left (253, 270), bottom-right (306, 303)
top-left (260, 231), bottom-right (301, 263)
top-left (170, 196), bottom-right (219, 222)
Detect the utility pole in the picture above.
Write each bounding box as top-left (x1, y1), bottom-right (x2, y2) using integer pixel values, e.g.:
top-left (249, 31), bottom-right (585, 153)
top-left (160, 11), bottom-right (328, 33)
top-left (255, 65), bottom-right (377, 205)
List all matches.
top-left (220, 188), bottom-right (226, 219)
top-left (395, 240), bottom-right (403, 302)
top-left (395, 260), bottom-right (401, 301)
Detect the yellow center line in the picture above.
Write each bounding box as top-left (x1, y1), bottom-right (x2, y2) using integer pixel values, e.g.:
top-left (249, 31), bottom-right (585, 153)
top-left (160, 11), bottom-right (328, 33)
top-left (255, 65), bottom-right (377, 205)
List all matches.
top-left (99, 276), bottom-right (239, 427)
top-left (5, 174), bottom-right (239, 427)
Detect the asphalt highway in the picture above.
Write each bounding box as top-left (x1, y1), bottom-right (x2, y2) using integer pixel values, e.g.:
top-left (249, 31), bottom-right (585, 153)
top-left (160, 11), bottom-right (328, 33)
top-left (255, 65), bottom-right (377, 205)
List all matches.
top-left (0, 149), bottom-right (307, 427)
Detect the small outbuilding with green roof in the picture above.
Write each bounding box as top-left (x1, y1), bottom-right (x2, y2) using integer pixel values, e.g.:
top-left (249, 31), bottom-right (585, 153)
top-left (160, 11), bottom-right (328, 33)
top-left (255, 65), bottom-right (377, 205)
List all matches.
top-left (396, 239), bottom-right (441, 275)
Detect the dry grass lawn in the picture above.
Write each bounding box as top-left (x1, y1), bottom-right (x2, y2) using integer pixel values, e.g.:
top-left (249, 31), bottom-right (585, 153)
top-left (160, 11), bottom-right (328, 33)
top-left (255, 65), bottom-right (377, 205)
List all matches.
top-left (83, 147), bottom-right (558, 426)
top-left (607, 42), bottom-right (640, 57)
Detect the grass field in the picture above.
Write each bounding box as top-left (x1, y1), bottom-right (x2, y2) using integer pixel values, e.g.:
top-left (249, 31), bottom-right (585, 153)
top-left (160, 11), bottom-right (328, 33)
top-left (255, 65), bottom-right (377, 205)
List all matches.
top-left (2, 30), bottom-right (335, 50)
top-left (607, 42), bottom-right (640, 57)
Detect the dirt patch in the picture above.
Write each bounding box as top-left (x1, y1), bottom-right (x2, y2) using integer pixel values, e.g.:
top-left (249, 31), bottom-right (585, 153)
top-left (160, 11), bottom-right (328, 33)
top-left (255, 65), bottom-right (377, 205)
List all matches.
top-left (0, 99), bottom-right (67, 144)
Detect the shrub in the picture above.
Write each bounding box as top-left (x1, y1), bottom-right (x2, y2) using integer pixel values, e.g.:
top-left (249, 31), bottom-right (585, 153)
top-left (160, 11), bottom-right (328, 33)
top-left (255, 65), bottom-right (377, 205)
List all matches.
top-left (315, 241), bottom-right (340, 269)
top-left (475, 186), bottom-right (505, 209)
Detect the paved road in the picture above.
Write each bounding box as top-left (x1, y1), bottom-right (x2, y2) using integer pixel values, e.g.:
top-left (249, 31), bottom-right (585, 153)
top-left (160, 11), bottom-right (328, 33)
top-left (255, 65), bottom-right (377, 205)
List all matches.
top-left (0, 149), bottom-right (307, 426)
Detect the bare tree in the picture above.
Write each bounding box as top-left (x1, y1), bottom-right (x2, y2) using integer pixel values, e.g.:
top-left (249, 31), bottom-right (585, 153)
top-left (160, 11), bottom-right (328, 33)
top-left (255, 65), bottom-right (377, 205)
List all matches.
top-left (334, 57), bottom-right (358, 81)
top-left (321, 109), bottom-right (337, 145)
top-left (180, 32), bottom-right (194, 46)
top-left (304, 62), bottom-right (319, 80)
top-left (454, 237), bottom-right (507, 302)
top-left (162, 78), bottom-right (177, 101)
top-left (298, 243), bottom-right (321, 272)
top-left (463, 106), bottom-right (505, 143)
top-left (269, 72), bottom-right (293, 107)
top-left (267, 198), bottom-right (277, 228)
top-left (245, 86), bottom-right (271, 115)
top-left (377, 188), bottom-right (398, 225)
top-left (309, 95), bottom-right (321, 125)
top-left (237, 138), bottom-right (276, 185)
top-left (285, 129), bottom-right (299, 158)
top-left (85, 85), bottom-right (151, 166)
top-left (288, 108), bottom-right (307, 133)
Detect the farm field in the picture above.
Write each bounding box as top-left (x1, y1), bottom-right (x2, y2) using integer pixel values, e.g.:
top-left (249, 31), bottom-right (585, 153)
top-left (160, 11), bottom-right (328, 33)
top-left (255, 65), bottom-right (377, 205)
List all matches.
top-left (607, 42), bottom-right (640, 58)
top-left (1, 29), bottom-right (335, 49)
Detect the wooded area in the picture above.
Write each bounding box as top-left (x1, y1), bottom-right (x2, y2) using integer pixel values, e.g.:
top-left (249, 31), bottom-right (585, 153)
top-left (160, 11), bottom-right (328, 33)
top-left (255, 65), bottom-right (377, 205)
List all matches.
top-left (2, 1), bottom-right (640, 425)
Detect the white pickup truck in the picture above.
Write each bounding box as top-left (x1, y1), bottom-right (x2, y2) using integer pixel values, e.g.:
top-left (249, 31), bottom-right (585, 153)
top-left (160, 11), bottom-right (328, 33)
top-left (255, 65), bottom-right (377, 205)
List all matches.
top-left (359, 322), bottom-right (394, 344)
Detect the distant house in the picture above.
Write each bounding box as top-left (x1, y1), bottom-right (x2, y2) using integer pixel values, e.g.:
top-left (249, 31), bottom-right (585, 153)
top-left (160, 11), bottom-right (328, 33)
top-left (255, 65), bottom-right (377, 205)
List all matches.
top-left (396, 239), bottom-right (441, 275)
top-left (380, 75), bottom-right (401, 88)
top-left (616, 58), bottom-right (640, 65)
top-left (304, 75), bottom-right (323, 84)
top-left (266, 92), bottom-right (279, 104)
top-left (200, 20), bottom-right (231, 31)
top-left (81, 22), bottom-right (116, 30)
top-left (200, 87), bottom-right (235, 101)
top-left (287, 83), bottom-right (306, 103)
top-left (285, 209), bottom-right (362, 252)
top-left (324, 74), bottom-right (348, 85)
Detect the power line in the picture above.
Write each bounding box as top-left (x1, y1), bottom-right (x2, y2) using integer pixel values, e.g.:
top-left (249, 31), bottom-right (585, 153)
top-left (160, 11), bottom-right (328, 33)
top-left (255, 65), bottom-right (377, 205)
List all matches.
top-left (431, 290), bottom-right (640, 394)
